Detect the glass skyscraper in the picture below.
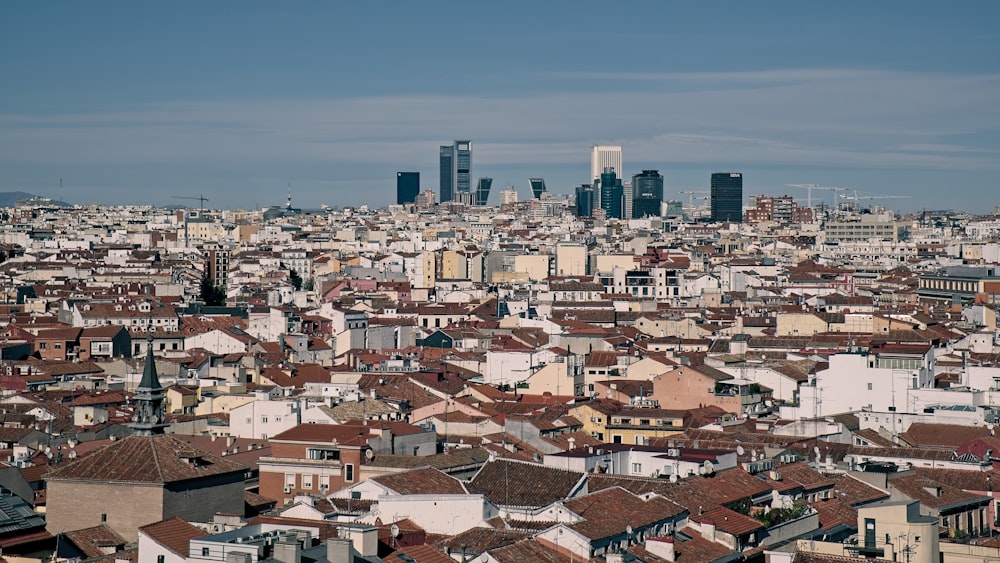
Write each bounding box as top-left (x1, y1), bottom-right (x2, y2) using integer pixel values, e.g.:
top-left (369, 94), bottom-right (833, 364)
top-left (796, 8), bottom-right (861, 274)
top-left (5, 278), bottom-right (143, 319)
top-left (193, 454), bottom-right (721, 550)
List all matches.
top-left (475, 177), bottom-right (493, 206)
top-left (599, 167), bottom-right (623, 219)
top-left (711, 172), bottom-right (743, 223)
top-left (529, 178), bottom-right (547, 199)
top-left (396, 172), bottom-right (419, 205)
top-left (439, 140), bottom-right (472, 203)
top-left (575, 184), bottom-right (595, 217)
top-left (631, 169), bottom-right (663, 218)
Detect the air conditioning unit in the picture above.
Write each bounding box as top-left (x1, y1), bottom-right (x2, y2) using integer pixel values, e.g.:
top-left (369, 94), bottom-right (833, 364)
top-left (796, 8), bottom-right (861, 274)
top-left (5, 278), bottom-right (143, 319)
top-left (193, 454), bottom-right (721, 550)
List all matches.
top-left (283, 486), bottom-right (292, 493)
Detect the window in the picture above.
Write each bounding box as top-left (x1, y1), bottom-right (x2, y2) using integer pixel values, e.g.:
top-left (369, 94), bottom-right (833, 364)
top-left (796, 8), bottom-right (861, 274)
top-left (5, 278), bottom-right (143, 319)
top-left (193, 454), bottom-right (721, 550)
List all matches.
top-left (157, 556), bottom-right (165, 563)
top-left (345, 463), bottom-right (355, 482)
top-left (867, 382), bottom-right (873, 391)
top-left (302, 474), bottom-right (313, 489)
top-left (261, 416), bottom-right (268, 423)
top-left (632, 463), bottom-right (642, 473)
top-left (202, 547), bottom-right (210, 557)
top-left (101, 513), bottom-right (107, 522)
top-left (308, 448), bottom-right (340, 461)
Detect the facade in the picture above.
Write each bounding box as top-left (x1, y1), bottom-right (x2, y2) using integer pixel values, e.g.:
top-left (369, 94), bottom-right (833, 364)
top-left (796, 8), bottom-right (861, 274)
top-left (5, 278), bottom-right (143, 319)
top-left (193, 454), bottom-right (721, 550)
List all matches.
top-left (439, 140), bottom-right (472, 203)
top-left (711, 172), bottom-right (743, 223)
top-left (631, 169), bottom-right (664, 218)
top-left (529, 178), bottom-right (546, 199)
top-left (591, 145), bottom-right (622, 183)
top-left (575, 184), bottom-right (595, 217)
top-left (599, 167), bottom-right (623, 220)
top-left (396, 172), bottom-right (419, 205)
top-left (475, 177), bottom-right (492, 206)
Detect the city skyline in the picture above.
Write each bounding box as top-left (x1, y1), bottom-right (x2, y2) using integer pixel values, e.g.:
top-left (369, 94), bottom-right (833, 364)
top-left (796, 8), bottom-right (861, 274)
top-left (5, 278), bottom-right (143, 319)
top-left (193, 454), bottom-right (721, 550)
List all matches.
top-left (2, 2), bottom-right (999, 212)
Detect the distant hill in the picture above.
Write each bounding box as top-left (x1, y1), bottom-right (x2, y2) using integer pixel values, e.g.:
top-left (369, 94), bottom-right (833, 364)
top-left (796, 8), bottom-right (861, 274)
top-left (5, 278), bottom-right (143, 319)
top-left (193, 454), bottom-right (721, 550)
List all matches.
top-left (0, 191), bottom-right (70, 208)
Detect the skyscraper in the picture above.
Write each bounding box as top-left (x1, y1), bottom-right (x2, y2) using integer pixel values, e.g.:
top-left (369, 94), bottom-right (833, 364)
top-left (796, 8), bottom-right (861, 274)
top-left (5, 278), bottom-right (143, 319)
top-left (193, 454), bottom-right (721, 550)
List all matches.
top-left (575, 184), bottom-right (595, 217)
top-left (475, 177), bottom-right (493, 206)
top-left (396, 172), bottom-right (420, 205)
top-left (631, 169), bottom-right (664, 218)
top-left (599, 167), bottom-right (623, 219)
top-left (528, 178), bottom-right (547, 199)
top-left (439, 145), bottom-right (454, 203)
top-left (439, 140), bottom-right (472, 203)
top-left (591, 145), bottom-right (622, 183)
top-left (711, 172), bottom-right (743, 223)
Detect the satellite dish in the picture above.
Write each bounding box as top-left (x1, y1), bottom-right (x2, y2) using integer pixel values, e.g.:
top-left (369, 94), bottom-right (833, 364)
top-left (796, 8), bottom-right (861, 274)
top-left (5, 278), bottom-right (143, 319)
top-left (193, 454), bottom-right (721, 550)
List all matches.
top-left (390, 524), bottom-right (400, 538)
top-left (626, 525), bottom-right (633, 536)
top-left (365, 449), bottom-right (375, 460)
top-left (68, 450), bottom-right (78, 459)
top-left (44, 446), bottom-right (51, 455)
top-left (813, 446), bottom-right (821, 455)
top-left (770, 489), bottom-right (780, 502)
top-left (669, 473), bottom-right (678, 483)
top-left (703, 460), bottom-right (714, 475)
top-left (736, 445), bottom-right (745, 456)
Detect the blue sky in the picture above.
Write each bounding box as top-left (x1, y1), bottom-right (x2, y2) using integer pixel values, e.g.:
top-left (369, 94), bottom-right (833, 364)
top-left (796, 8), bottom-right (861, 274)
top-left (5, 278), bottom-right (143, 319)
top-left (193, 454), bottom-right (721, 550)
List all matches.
top-left (2, 2), bottom-right (999, 212)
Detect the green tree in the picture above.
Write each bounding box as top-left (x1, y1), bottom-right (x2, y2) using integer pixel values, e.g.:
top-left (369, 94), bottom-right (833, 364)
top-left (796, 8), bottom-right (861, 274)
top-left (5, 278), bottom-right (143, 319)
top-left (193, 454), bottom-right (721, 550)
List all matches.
top-left (289, 269), bottom-right (303, 291)
top-left (199, 275), bottom-right (226, 306)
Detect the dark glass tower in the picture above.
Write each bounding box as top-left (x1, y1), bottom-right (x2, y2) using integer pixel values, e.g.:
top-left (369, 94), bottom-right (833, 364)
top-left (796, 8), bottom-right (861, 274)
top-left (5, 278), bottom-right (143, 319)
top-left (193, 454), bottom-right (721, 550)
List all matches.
top-left (528, 178), bottom-right (547, 199)
top-left (599, 167), bottom-right (623, 219)
top-left (575, 184), bottom-right (595, 217)
top-left (711, 172), bottom-right (743, 222)
top-left (631, 169), bottom-right (663, 218)
top-left (454, 140), bottom-right (472, 198)
top-left (396, 172), bottom-right (420, 205)
top-left (439, 140), bottom-right (472, 202)
top-left (475, 177), bottom-right (493, 206)
top-left (439, 145), bottom-right (454, 203)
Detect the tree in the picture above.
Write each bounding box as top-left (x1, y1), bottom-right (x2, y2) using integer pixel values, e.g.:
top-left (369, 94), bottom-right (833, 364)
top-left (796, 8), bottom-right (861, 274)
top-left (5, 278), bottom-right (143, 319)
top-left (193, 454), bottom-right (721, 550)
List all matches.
top-left (199, 275), bottom-right (226, 306)
top-left (289, 269), bottom-right (303, 291)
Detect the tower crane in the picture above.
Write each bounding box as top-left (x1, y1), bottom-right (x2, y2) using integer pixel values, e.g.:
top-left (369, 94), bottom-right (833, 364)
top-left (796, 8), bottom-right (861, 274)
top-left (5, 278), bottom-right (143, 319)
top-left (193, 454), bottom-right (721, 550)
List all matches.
top-left (172, 194), bottom-right (210, 213)
top-left (784, 184), bottom-right (845, 209)
top-left (677, 190), bottom-right (709, 209)
top-left (839, 192), bottom-right (911, 212)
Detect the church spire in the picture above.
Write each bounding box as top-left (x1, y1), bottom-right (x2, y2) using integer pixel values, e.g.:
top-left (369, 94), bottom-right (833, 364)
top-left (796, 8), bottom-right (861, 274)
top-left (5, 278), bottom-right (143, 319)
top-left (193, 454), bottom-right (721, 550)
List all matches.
top-left (129, 338), bottom-right (169, 436)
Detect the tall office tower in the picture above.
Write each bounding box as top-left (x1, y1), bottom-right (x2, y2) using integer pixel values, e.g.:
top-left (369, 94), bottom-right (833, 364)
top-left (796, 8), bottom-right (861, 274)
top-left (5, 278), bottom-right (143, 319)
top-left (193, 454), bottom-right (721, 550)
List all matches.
top-left (475, 177), bottom-right (493, 206)
top-left (396, 172), bottom-right (420, 205)
top-left (439, 140), bottom-right (472, 202)
top-left (631, 170), bottom-right (664, 218)
top-left (439, 145), bottom-right (454, 203)
top-left (528, 178), bottom-right (547, 199)
top-left (599, 167), bottom-right (623, 219)
top-left (591, 145), bottom-right (623, 183)
top-left (623, 181), bottom-right (633, 220)
top-left (575, 184), bottom-right (595, 217)
top-left (711, 172), bottom-right (743, 223)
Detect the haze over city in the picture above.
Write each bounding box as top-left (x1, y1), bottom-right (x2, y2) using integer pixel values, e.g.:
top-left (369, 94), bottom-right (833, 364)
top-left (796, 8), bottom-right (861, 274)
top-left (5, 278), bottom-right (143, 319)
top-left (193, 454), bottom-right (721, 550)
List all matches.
top-left (2, 2), bottom-right (999, 211)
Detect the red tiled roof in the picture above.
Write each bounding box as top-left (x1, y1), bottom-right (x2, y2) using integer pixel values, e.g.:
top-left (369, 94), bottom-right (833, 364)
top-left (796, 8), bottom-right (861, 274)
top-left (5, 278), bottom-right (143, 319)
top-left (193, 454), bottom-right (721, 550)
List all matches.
top-left (371, 467), bottom-right (466, 496)
top-left (690, 505), bottom-right (764, 536)
top-left (44, 435), bottom-right (248, 484)
top-left (466, 460), bottom-right (584, 508)
top-left (138, 516), bottom-right (205, 557)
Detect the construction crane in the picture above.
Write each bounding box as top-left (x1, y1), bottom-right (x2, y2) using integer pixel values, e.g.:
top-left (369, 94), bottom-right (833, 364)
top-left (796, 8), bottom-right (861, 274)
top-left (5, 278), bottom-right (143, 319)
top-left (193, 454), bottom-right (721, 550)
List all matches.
top-left (784, 184), bottom-right (845, 209)
top-left (677, 190), bottom-right (709, 209)
top-left (172, 194), bottom-right (210, 213)
top-left (839, 192), bottom-right (911, 212)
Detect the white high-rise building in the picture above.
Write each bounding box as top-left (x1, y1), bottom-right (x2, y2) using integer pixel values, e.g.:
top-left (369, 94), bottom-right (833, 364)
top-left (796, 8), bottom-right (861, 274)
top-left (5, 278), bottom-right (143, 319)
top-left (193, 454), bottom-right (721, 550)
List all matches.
top-left (591, 145), bottom-right (623, 183)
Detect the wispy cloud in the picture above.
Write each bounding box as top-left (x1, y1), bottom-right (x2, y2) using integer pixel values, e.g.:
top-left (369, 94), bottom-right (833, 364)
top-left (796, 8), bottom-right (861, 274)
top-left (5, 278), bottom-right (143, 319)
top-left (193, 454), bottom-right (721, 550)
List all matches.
top-left (1, 68), bottom-right (998, 206)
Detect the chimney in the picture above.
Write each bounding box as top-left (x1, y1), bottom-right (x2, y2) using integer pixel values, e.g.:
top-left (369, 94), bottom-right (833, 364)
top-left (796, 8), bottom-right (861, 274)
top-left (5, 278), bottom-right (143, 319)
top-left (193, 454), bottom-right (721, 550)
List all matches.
top-left (645, 537), bottom-right (675, 562)
top-left (272, 539), bottom-right (301, 563)
top-left (568, 437), bottom-right (576, 450)
top-left (338, 524), bottom-right (379, 557)
top-left (227, 435), bottom-right (236, 448)
top-left (326, 538), bottom-right (353, 563)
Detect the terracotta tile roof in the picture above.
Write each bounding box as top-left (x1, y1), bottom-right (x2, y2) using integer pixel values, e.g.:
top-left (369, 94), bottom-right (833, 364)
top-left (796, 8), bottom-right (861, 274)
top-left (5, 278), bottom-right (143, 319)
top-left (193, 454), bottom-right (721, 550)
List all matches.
top-left (772, 462), bottom-right (836, 493)
top-left (912, 467), bottom-right (998, 492)
top-left (466, 460), bottom-right (585, 508)
top-left (384, 544), bottom-right (454, 563)
top-left (370, 447), bottom-right (490, 472)
top-left (690, 505), bottom-right (764, 536)
top-left (436, 527), bottom-right (530, 555)
top-left (138, 516), bottom-right (205, 557)
top-left (630, 529), bottom-right (737, 563)
top-left (588, 469), bottom-right (772, 514)
top-left (853, 429), bottom-right (896, 448)
top-left (487, 538), bottom-right (571, 562)
top-left (829, 474), bottom-right (890, 507)
top-left (897, 422), bottom-right (991, 450)
top-left (889, 473), bottom-right (992, 510)
top-left (44, 435), bottom-right (249, 484)
top-left (371, 467), bottom-right (466, 496)
top-left (563, 487), bottom-right (686, 541)
top-left (61, 524), bottom-right (127, 558)
top-left (82, 547), bottom-right (139, 562)
top-left (270, 423), bottom-right (371, 447)
top-left (812, 498), bottom-right (858, 531)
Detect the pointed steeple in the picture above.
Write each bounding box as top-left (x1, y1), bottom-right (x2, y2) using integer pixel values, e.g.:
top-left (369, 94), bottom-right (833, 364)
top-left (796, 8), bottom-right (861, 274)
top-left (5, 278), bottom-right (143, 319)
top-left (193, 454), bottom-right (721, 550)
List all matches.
top-left (129, 338), bottom-right (169, 436)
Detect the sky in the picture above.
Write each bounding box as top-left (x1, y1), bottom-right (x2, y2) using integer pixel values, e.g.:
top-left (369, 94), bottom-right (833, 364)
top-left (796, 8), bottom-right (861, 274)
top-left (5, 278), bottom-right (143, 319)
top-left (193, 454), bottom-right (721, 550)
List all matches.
top-left (2, 2), bottom-right (999, 212)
